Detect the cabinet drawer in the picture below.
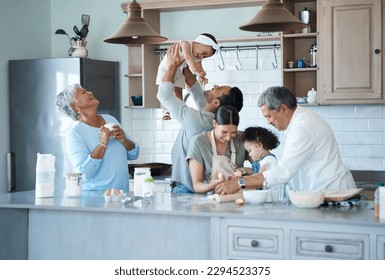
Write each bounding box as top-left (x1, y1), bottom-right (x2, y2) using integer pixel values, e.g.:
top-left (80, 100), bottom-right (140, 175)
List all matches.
top-left (290, 230), bottom-right (369, 259)
top-left (226, 226), bottom-right (284, 259)
top-left (377, 235), bottom-right (385, 260)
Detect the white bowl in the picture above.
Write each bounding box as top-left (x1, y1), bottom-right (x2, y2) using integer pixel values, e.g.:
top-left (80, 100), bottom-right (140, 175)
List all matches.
top-left (242, 190), bottom-right (268, 205)
top-left (288, 190), bottom-right (325, 208)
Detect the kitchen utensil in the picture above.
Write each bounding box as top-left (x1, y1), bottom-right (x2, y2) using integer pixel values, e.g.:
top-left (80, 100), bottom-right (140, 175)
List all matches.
top-left (79, 25), bottom-right (89, 38)
top-left (242, 189), bottom-right (268, 205)
top-left (81, 14), bottom-right (90, 26)
top-left (287, 61), bottom-right (295, 68)
top-left (304, 42), bottom-right (317, 67)
top-left (288, 189), bottom-right (325, 208)
top-left (307, 88), bottom-right (317, 103)
top-left (133, 167), bottom-right (151, 197)
top-left (104, 123), bottom-right (118, 131)
top-left (128, 163), bottom-right (172, 177)
top-left (299, 7), bottom-right (311, 33)
top-left (131, 95), bottom-right (143, 106)
top-left (324, 188), bottom-right (364, 202)
top-left (73, 25), bottom-right (80, 36)
top-left (207, 192), bottom-right (243, 203)
top-left (65, 172), bottom-right (82, 198)
top-left (295, 59), bottom-right (305, 68)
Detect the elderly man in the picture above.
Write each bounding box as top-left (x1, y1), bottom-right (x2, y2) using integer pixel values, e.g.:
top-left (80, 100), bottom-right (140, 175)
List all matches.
top-left (215, 86), bottom-right (356, 194)
top-left (157, 43), bottom-right (244, 193)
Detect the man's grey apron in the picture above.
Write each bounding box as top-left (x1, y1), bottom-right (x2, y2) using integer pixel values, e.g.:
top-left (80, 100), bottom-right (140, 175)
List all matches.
top-left (210, 130), bottom-right (237, 179)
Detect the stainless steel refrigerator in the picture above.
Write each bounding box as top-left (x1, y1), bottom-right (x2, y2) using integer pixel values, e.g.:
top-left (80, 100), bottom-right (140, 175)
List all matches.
top-left (8, 58), bottom-right (120, 192)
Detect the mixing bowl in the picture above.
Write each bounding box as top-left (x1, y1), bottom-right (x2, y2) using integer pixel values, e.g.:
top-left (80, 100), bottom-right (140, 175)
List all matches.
top-left (242, 189), bottom-right (268, 205)
top-left (288, 189), bottom-right (325, 208)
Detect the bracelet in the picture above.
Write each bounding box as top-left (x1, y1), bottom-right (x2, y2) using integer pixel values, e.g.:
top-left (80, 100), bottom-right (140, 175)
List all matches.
top-left (99, 143), bottom-right (107, 148)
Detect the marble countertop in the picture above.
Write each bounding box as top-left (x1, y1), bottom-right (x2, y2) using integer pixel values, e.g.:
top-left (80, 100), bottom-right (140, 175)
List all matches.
top-left (0, 190), bottom-right (382, 227)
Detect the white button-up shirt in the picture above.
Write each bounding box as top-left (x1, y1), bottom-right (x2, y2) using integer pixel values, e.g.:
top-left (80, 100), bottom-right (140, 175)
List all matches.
top-left (264, 106), bottom-right (355, 191)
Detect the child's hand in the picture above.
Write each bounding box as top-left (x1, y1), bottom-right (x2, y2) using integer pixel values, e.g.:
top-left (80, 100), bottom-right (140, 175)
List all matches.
top-left (198, 76), bottom-right (208, 86)
top-left (234, 167), bottom-right (250, 176)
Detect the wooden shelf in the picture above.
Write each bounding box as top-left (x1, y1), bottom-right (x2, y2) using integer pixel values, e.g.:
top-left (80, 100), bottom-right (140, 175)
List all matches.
top-left (283, 67), bottom-right (317, 72)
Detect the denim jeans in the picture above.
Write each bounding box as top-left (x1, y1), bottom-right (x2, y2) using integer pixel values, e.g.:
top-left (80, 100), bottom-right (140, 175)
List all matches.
top-left (171, 182), bottom-right (194, 194)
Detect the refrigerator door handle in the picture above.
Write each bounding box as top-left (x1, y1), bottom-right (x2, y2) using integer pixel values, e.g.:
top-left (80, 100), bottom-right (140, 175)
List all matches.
top-left (7, 152), bottom-right (15, 192)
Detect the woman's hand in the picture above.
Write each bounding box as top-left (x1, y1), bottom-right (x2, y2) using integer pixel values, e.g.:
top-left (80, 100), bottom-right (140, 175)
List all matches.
top-left (215, 176), bottom-right (240, 195)
top-left (99, 126), bottom-right (110, 146)
top-left (208, 171), bottom-right (225, 191)
top-left (108, 125), bottom-right (126, 144)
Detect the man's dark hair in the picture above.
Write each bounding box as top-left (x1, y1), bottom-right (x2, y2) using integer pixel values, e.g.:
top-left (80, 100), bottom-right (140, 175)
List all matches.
top-left (218, 86), bottom-right (243, 112)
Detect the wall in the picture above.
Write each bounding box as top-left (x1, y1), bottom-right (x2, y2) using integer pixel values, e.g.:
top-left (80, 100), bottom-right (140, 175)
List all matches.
top-left (0, 0), bottom-right (52, 193)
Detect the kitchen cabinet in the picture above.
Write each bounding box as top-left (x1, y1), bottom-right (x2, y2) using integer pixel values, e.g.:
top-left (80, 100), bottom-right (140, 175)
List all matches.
top-left (221, 219), bottom-right (284, 259)
top-left (318, 0), bottom-right (385, 104)
top-left (218, 217), bottom-right (382, 260)
top-left (290, 230), bottom-right (369, 259)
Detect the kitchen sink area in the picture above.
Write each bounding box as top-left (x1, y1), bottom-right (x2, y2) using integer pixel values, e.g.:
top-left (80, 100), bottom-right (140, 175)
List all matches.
top-left (351, 171), bottom-right (385, 200)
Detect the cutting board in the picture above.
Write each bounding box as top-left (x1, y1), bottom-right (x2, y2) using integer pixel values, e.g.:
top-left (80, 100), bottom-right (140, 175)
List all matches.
top-left (324, 188), bottom-right (364, 202)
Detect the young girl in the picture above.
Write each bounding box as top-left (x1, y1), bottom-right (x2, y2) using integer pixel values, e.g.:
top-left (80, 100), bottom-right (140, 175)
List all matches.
top-left (235, 126), bottom-right (280, 176)
top-left (156, 33), bottom-right (219, 120)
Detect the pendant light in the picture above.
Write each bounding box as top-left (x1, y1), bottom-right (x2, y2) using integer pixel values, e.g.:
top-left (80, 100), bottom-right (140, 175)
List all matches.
top-left (239, 0), bottom-right (308, 32)
top-left (104, 0), bottom-right (167, 44)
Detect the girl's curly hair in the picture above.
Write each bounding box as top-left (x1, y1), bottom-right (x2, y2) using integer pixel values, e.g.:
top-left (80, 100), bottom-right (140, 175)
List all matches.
top-left (243, 126), bottom-right (280, 150)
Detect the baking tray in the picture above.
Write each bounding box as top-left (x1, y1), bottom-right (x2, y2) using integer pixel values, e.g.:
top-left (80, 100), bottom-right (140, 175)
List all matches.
top-left (324, 188), bottom-right (364, 202)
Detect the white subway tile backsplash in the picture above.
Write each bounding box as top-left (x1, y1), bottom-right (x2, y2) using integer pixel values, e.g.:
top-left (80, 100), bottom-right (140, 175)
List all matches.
top-left (369, 119), bottom-right (385, 131)
top-left (356, 157), bottom-right (383, 170)
top-left (369, 145), bottom-right (385, 157)
top-left (331, 106), bottom-right (356, 118)
top-left (127, 47), bottom-right (385, 171)
top-left (325, 119), bottom-right (344, 131)
top-left (342, 157), bottom-right (356, 170)
top-left (356, 105), bottom-right (383, 118)
top-left (309, 106), bottom-right (332, 118)
top-left (344, 119), bottom-right (369, 131)
top-left (334, 132), bottom-right (356, 144)
top-left (343, 145), bottom-right (369, 157)
top-left (357, 132), bottom-right (383, 144)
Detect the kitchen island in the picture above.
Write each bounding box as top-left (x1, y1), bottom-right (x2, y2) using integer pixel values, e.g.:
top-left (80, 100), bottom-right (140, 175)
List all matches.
top-left (0, 190), bottom-right (384, 260)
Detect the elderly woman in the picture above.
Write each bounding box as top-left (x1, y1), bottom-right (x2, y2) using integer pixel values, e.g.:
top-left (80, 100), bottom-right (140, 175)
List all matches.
top-left (56, 83), bottom-right (140, 191)
top-left (187, 105), bottom-right (246, 193)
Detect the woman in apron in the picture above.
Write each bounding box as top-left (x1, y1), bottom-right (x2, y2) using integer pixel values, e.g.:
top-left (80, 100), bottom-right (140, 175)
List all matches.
top-left (186, 105), bottom-right (247, 193)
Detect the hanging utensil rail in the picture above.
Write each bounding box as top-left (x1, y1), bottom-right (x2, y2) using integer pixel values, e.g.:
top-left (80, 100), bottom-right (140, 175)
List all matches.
top-left (154, 43), bottom-right (280, 54)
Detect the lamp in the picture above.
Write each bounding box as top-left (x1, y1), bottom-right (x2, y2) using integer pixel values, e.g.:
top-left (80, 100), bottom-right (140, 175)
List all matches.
top-left (104, 0), bottom-right (167, 44)
top-left (239, 0), bottom-right (308, 32)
